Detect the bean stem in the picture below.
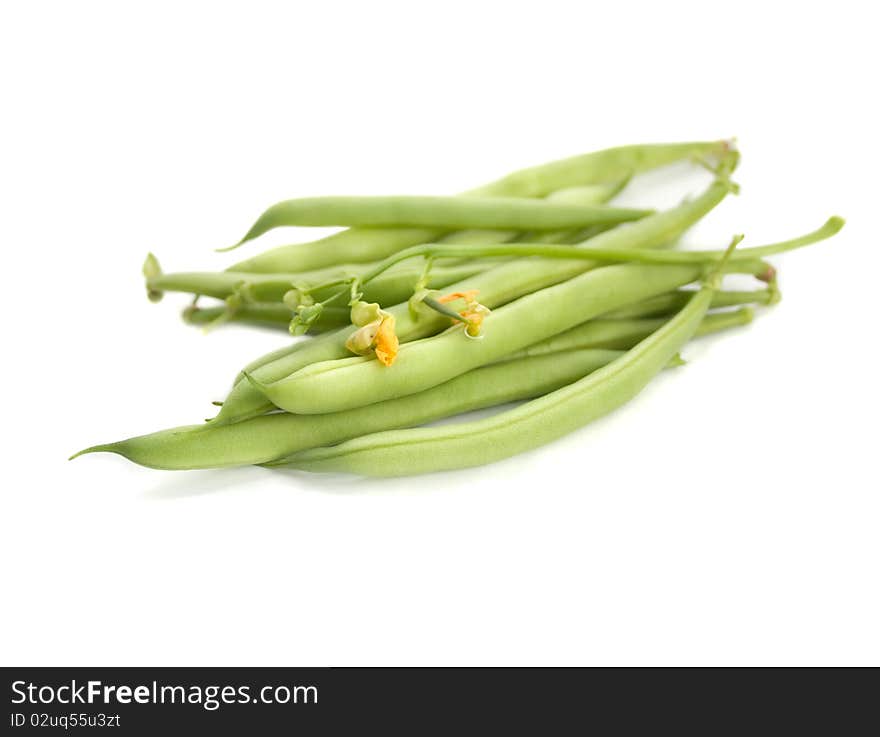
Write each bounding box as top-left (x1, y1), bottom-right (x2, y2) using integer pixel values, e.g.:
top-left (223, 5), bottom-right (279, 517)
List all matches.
top-left (311, 216), bottom-right (841, 305)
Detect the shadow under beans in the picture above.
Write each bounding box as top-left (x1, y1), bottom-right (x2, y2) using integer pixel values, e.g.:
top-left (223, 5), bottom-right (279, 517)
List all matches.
top-left (140, 464), bottom-right (424, 499)
top-left (141, 466), bottom-right (271, 500)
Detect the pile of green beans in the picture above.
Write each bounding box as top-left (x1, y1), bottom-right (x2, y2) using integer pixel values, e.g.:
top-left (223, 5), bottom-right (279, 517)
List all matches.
top-left (74, 140), bottom-right (844, 477)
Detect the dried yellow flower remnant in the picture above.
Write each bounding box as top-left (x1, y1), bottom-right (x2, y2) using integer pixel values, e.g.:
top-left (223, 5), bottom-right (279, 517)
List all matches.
top-left (344, 308), bottom-right (399, 366)
top-left (460, 304), bottom-right (490, 337)
top-left (437, 289), bottom-right (490, 337)
top-left (374, 314), bottom-right (399, 366)
top-left (437, 290), bottom-right (480, 305)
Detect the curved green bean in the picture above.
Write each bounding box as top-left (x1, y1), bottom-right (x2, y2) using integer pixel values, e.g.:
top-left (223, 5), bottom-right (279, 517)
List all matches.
top-left (505, 307), bottom-right (754, 358)
top-left (147, 262), bottom-right (489, 305)
top-left (602, 287), bottom-right (777, 319)
top-left (228, 196), bottom-right (651, 249)
top-left (183, 302), bottom-right (349, 332)
top-left (71, 349), bottom-right (627, 470)
top-left (227, 140), bottom-right (728, 273)
top-left (183, 302), bottom-right (294, 329)
top-left (266, 262), bottom-right (727, 476)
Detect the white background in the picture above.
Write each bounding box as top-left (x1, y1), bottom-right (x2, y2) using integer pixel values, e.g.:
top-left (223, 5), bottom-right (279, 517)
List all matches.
top-left (1, 1), bottom-right (877, 666)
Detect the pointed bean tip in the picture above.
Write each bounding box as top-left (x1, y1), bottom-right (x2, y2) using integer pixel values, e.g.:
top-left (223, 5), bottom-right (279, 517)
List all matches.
top-left (69, 444), bottom-right (113, 461)
top-left (241, 371), bottom-right (269, 395)
top-left (143, 252), bottom-right (164, 301)
top-left (142, 252), bottom-right (162, 277)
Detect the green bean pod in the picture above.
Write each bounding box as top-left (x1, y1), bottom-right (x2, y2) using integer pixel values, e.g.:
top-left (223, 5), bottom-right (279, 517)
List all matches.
top-left (267, 269), bottom-right (724, 476)
top-left (71, 349), bottom-right (626, 470)
top-left (505, 307), bottom-right (754, 358)
top-left (182, 303), bottom-right (349, 332)
top-left (213, 158), bottom-right (737, 424)
top-left (603, 288), bottom-right (777, 319)
top-left (227, 140), bottom-right (728, 273)
top-left (147, 262), bottom-right (487, 305)
top-left (183, 302), bottom-right (295, 329)
top-left (251, 262), bottom-right (707, 414)
top-left (230, 196), bottom-right (652, 247)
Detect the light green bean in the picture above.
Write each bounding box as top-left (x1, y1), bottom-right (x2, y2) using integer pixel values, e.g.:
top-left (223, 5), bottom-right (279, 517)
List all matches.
top-left (182, 302), bottom-right (350, 332)
top-left (228, 196), bottom-right (652, 249)
top-left (602, 287), bottom-right (777, 319)
top-left (71, 349), bottom-right (627, 470)
top-left (148, 262), bottom-right (488, 305)
top-left (505, 307), bottom-right (754, 358)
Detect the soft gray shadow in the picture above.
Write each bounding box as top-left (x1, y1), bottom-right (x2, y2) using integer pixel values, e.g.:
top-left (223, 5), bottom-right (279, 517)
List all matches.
top-left (141, 466), bottom-right (270, 500)
top-left (263, 468), bottom-right (435, 496)
top-left (140, 464), bottom-right (430, 500)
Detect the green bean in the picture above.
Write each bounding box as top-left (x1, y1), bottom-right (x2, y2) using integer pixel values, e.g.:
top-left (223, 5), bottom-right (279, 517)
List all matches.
top-left (428, 180), bottom-right (629, 248)
top-left (603, 287), bottom-right (777, 319)
top-left (266, 254), bottom-right (730, 476)
top-left (183, 302), bottom-right (349, 331)
top-left (228, 196), bottom-right (652, 249)
top-left (481, 141), bottom-right (728, 197)
top-left (248, 262), bottom-right (714, 414)
top-left (147, 262), bottom-right (488, 305)
top-left (184, 302), bottom-right (294, 329)
top-left (236, 184), bottom-right (632, 257)
top-left (71, 349), bottom-right (628, 470)
top-left (505, 307), bottom-right (754, 358)
top-left (213, 157), bottom-right (737, 424)
top-left (227, 140), bottom-right (728, 273)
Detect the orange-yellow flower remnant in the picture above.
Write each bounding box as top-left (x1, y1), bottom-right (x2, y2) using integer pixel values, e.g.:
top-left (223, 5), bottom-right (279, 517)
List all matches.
top-left (373, 314), bottom-right (399, 366)
top-left (437, 290), bottom-right (480, 305)
top-left (437, 290), bottom-right (490, 337)
top-left (346, 301), bottom-right (400, 366)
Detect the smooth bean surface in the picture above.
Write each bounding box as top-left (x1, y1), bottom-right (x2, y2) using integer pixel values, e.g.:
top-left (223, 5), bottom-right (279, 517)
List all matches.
top-left (232, 196), bottom-right (651, 246)
top-left (505, 307), bottom-right (754, 358)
